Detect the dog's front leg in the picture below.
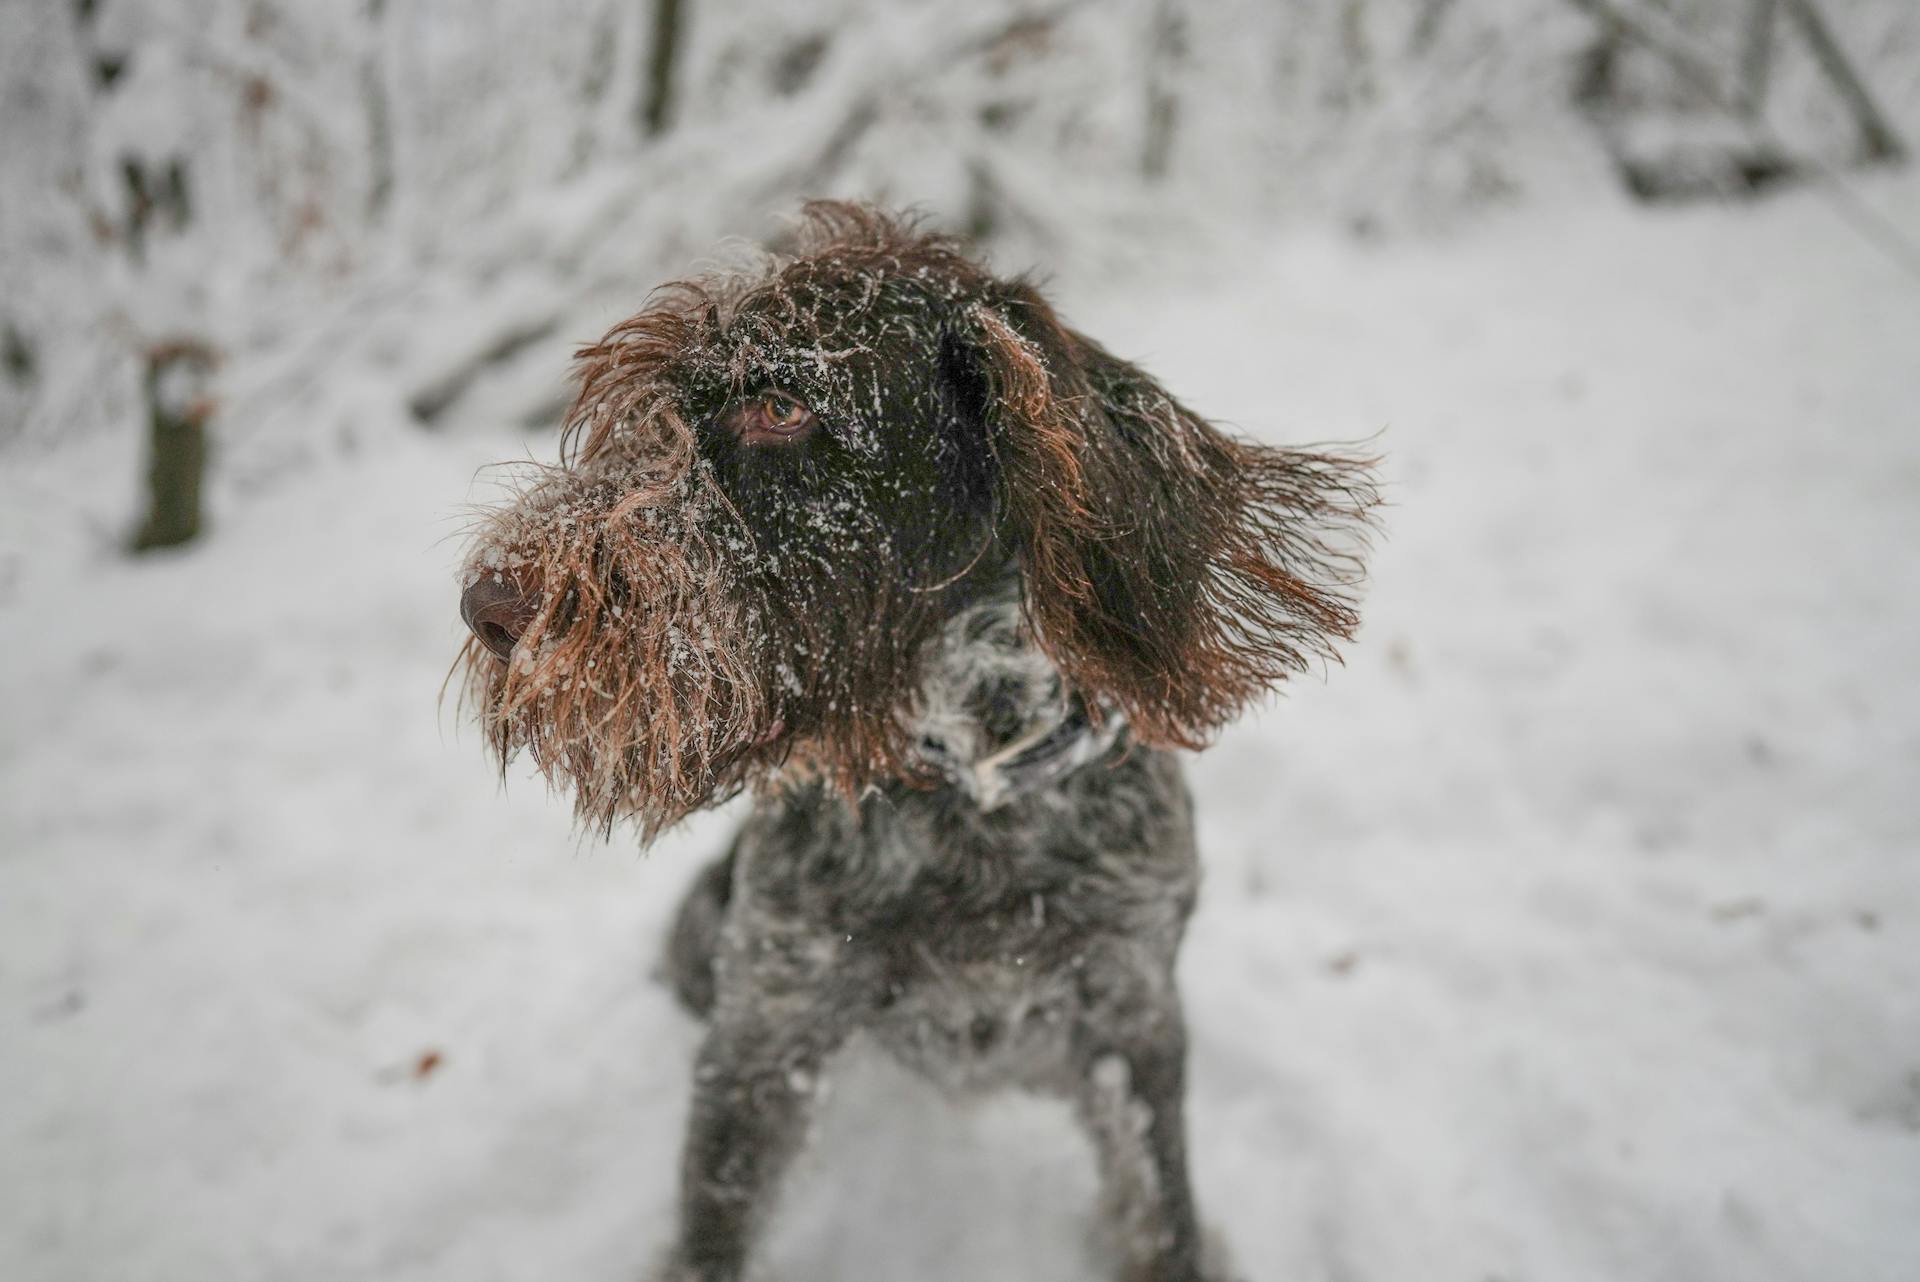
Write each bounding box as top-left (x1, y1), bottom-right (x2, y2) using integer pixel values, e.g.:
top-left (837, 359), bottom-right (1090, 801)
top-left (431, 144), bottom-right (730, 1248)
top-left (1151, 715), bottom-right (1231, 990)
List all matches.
top-left (1074, 996), bottom-right (1207, 1282)
top-left (662, 956), bottom-right (860, 1282)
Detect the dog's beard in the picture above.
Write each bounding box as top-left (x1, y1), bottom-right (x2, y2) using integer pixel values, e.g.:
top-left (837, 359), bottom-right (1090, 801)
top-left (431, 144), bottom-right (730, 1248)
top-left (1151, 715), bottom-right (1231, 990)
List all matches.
top-left (461, 438), bottom-right (973, 842)
top-left (461, 456), bottom-right (776, 841)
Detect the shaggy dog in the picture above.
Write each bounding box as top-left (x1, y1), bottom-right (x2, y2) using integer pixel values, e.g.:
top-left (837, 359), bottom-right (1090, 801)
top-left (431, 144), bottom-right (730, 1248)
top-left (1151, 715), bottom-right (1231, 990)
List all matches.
top-left (458, 204), bottom-right (1375, 1282)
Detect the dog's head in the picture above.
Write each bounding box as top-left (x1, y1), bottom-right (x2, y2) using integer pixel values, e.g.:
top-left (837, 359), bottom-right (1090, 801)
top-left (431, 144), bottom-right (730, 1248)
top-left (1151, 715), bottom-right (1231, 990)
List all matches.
top-left (458, 203), bottom-right (1375, 839)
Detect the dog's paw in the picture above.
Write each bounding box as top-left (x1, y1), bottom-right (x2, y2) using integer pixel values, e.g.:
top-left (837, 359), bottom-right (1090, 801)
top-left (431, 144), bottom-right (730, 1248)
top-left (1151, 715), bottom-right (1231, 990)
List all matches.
top-left (1193, 1223), bottom-right (1246, 1282)
top-left (1101, 1223), bottom-right (1242, 1282)
top-left (643, 1249), bottom-right (727, 1282)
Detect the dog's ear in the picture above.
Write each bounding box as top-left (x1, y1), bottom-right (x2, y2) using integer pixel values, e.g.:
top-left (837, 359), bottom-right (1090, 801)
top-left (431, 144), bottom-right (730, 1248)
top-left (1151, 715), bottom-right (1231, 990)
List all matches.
top-left (958, 284), bottom-right (1377, 749)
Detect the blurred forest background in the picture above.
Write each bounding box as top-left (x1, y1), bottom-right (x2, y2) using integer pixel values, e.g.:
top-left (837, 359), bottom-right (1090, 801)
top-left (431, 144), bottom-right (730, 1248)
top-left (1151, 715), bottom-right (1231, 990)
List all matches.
top-left (2, 0), bottom-right (1915, 528)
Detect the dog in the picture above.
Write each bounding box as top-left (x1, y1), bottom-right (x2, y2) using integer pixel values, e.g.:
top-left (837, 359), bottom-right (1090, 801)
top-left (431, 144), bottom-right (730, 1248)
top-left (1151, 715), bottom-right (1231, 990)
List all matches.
top-left (457, 203), bottom-right (1375, 1282)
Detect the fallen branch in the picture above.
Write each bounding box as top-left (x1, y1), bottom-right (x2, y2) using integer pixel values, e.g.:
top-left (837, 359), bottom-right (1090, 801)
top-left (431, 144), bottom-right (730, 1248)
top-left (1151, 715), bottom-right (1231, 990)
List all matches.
top-left (408, 314), bottom-right (562, 426)
top-left (1779, 0), bottom-right (1906, 162)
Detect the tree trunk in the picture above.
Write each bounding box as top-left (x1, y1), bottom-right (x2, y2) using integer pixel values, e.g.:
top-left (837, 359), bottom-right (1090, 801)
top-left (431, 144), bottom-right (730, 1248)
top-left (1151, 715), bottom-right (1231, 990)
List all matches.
top-left (131, 342), bottom-right (217, 553)
top-left (1738, 0), bottom-right (1781, 119)
top-left (1142, 0), bottom-right (1184, 181)
top-left (363, 0), bottom-right (395, 218)
top-left (1409, 0), bottom-right (1456, 56)
top-left (2, 324), bottom-right (33, 386)
top-left (639, 0), bottom-right (684, 139)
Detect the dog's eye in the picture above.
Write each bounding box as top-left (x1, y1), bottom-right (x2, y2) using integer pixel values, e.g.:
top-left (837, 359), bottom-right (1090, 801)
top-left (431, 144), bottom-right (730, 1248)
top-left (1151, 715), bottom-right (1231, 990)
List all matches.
top-left (720, 389), bottom-right (818, 446)
top-left (763, 393), bottom-right (810, 428)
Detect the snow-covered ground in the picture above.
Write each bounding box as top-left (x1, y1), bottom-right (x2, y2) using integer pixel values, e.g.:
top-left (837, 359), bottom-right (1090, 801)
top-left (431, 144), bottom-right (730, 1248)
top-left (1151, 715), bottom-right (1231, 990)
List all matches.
top-left (4, 173), bottom-right (1919, 1282)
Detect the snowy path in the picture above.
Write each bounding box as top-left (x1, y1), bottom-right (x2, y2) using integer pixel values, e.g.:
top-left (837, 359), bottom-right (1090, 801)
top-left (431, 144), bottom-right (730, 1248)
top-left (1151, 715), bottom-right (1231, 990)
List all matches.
top-left (4, 181), bottom-right (1919, 1282)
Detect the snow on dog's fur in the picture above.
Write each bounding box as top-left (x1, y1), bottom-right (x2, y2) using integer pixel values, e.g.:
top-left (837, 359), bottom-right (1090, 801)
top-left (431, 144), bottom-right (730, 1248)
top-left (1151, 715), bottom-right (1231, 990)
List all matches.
top-left (460, 204), bottom-right (1372, 839)
top-left (457, 202), bottom-right (1376, 1281)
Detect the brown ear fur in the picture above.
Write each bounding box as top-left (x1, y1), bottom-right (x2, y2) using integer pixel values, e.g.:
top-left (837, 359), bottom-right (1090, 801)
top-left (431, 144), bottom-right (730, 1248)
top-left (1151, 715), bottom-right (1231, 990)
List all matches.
top-left (970, 287), bottom-right (1377, 749)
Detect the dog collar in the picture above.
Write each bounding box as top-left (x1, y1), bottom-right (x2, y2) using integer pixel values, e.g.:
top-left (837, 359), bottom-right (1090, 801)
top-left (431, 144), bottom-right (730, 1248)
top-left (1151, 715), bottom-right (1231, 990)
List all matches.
top-left (965, 700), bottom-right (1128, 811)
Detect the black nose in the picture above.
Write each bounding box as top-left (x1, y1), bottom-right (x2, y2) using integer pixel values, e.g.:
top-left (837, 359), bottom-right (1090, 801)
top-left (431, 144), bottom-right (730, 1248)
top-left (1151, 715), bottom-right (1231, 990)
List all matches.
top-left (461, 575), bottom-right (540, 661)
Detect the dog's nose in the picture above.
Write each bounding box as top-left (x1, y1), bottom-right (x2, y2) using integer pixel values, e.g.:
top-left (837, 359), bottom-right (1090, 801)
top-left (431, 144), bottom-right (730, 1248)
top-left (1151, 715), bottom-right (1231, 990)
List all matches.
top-left (461, 574), bottom-right (541, 661)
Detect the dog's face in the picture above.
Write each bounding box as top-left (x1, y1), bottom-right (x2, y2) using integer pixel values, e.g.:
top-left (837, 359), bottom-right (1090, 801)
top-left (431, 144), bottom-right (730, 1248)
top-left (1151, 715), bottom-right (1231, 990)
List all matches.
top-left (459, 204), bottom-right (1374, 839)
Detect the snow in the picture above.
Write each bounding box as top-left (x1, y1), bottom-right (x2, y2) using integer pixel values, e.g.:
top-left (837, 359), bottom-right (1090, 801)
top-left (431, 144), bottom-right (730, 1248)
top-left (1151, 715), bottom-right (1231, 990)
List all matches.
top-left (6, 163), bottom-right (1920, 1282)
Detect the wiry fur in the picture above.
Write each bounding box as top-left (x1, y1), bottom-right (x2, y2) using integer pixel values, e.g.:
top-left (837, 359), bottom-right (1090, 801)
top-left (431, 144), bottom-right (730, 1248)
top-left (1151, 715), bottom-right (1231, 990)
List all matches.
top-left (457, 204), bottom-right (1377, 1282)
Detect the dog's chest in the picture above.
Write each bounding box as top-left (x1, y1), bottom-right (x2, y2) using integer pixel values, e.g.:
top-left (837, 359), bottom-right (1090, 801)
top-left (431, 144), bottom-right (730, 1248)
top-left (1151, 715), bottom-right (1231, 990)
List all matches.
top-left (737, 744), bottom-right (1197, 1094)
top-left (850, 879), bottom-right (1182, 1096)
top-left (866, 933), bottom-right (1087, 1094)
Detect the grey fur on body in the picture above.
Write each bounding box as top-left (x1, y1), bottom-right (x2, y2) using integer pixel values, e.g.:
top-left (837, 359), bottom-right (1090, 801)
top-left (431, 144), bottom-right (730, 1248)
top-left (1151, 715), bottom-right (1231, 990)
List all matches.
top-left (662, 579), bottom-right (1207, 1282)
